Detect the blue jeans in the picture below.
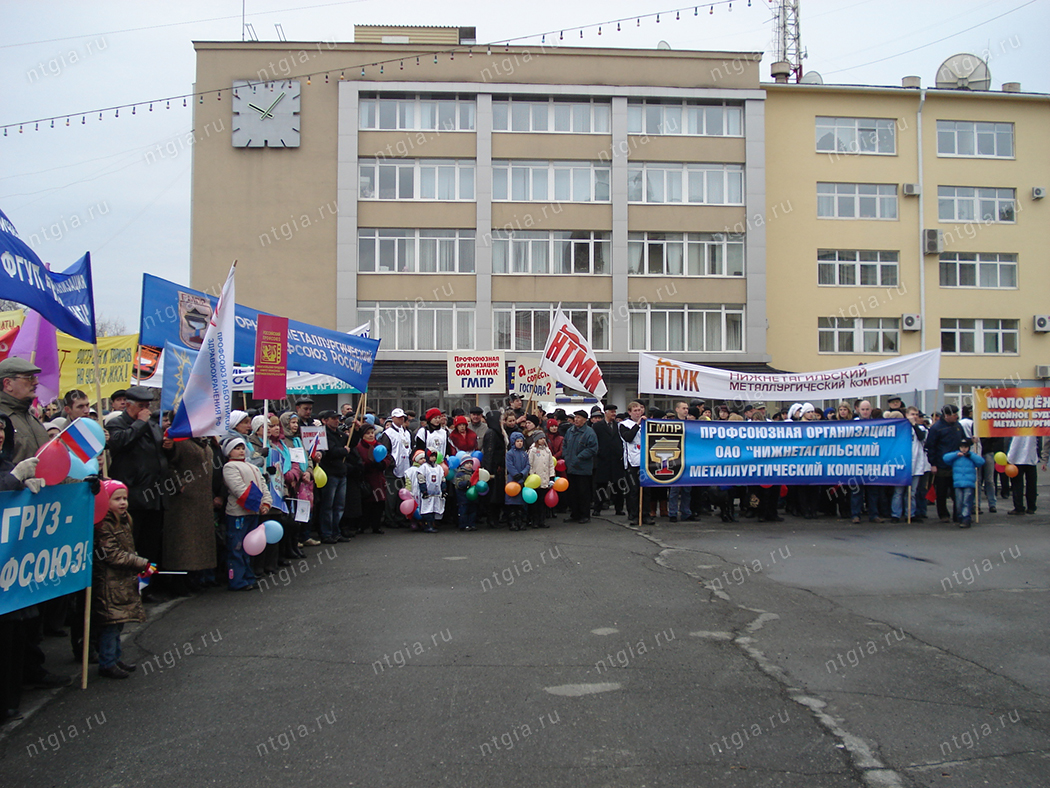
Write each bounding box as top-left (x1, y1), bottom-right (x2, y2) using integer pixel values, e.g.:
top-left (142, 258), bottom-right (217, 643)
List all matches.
top-left (890, 485), bottom-right (908, 519)
top-left (911, 475), bottom-right (928, 517)
top-left (98, 623), bottom-right (124, 669)
top-left (850, 485), bottom-right (882, 521)
top-left (668, 486), bottom-right (691, 519)
top-left (954, 486), bottom-right (975, 524)
top-left (980, 453), bottom-right (997, 510)
top-left (318, 475), bottom-right (347, 541)
top-left (227, 515), bottom-right (259, 589)
top-left (458, 500), bottom-right (476, 529)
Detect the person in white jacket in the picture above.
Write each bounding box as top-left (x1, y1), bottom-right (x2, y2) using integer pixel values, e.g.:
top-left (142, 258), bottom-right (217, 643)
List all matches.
top-left (895, 408), bottom-right (932, 521)
top-left (1005, 435), bottom-right (1048, 515)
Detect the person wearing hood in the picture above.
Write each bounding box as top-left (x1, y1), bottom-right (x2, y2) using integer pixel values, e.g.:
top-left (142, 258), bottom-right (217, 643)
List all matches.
top-left (480, 410), bottom-right (507, 528)
top-left (504, 431), bottom-right (529, 531)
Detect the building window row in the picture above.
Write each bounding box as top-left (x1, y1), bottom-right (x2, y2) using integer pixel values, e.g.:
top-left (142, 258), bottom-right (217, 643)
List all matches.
top-left (359, 159), bottom-right (475, 201)
top-left (627, 100), bottom-right (743, 137)
top-left (629, 304), bottom-right (744, 353)
top-left (359, 93), bottom-right (476, 131)
top-left (358, 229), bottom-right (476, 274)
top-left (357, 301), bottom-right (476, 351)
top-left (936, 120), bottom-right (1014, 158)
top-left (939, 252), bottom-right (1017, 289)
top-left (494, 303), bottom-right (610, 352)
top-left (492, 160), bottom-right (610, 202)
top-left (815, 116), bottom-right (896, 155)
top-left (938, 186), bottom-right (1015, 223)
top-left (818, 317), bottom-right (900, 354)
top-left (492, 97), bottom-right (611, 134)
top-left (628, 232), bottom-right (744, 277)
top-left (628, 163), bottom-right (744, 205)
top-left (817, 182), bottom-right (898, 220)
top-left (491, 230), bottom-right (609, 275)
top-left (817, 249), bottom-right (898, 287)
top-left (941, 318), bottom-right (1017, 354)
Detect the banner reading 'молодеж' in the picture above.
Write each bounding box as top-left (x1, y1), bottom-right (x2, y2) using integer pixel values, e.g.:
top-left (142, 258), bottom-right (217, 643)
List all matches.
top-left (973, 387), bottom-right (1050, 438)
top-left (640, 419), bottom-right (913, 487)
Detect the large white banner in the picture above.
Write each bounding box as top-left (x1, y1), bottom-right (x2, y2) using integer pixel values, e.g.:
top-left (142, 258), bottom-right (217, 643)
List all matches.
top-left (447, 352), bottom-right (506, 395)
top-left (540, 309), bottom-right (608, 399)
top-left (638, 349), bottom-right (941, 401)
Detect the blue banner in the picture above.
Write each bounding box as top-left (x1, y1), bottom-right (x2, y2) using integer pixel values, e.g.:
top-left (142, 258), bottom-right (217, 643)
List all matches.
top-left (641, 419), bottom-right (913, 487)
top-left (139, 274), bottom-right (380, 391)
top-left (0, 217), bottom-right (95, 344)
top-left (0, 484), bottom-right (94, 615)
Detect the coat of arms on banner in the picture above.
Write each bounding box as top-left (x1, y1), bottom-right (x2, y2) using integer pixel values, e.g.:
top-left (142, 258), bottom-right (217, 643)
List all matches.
top-left (645, 421), bottom-right (685, 484)
top-left (178, 291), bottom-right (213, 350)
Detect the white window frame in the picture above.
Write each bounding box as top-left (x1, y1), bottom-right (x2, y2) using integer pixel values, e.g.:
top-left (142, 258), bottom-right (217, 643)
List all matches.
top-left (628, 232), bottom-right (745, 277)
top-left (359, 93), bottom-right (476, 131)
top-left (940, 318), bottom-right (1018, 355)
top-left (491, 160), bottom-right (610, 202)
top-left (493, 303), bottom-right (610, 352)
top-left (937, 186), bottom-right (1016, 223)
top-left (628, 303), bottom-right (745, 353)
top-left (357, 301), bottom-right (475, 351)
top-left (817, 183), bottom-right (898, 220)
top-left (627, 163), bottom-right (744, 205)
top-left (817, 250), bottom-right (899, 287)
top-left (358, 229), bottom-right (476, 274)
top-left (358, 159), bottom-right (475, 201)
top-left (936, 120), bottom-right (1014, 159)
top-left (815, 117), bottom-right (896, 155)
top-left (818, 317), bottom-right (900, 354)
top-left (938, 252), bottom-right (1017, 289)
top-left (491, 230), bottom-right (610, 275)
top-left (627, 100), bottom-right (744, 137)
top-left (492, 97), bottom-right (611, 134)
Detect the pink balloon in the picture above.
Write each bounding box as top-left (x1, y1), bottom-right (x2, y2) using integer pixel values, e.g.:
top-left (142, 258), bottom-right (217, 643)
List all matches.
top-left (399, 498), bottom-right (416, 517)
top-left (544, 488), bottom-right (559, 508)
top-left (93, 486), bottom-right (110, 524)
top-left (35, 441), bottom-right (71, 485)
top-left (242, 525), bottom-right (267, 556)
top-left (398, 487), bottom-right (413, 501)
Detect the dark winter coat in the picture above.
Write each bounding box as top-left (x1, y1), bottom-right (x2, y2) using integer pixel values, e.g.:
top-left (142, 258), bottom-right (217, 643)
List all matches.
top-left (925, 418), bottom-right (965, 475)
top-left (563, 423), bottom-right (599, 475)
top-left (106, 412), bottom-right (172, 510)
top-left (0, 391), bottom-right (49, 464)
top-left (93, 510), bottom-right (150, 625)
top-left (591, 419), bottom-right (625, 484)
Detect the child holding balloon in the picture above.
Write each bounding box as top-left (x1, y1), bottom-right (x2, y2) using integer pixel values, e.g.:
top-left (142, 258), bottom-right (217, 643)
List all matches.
top-left (453, 456), bottom-right (479, 531)
top-left (504, 432), bottom-right (529, 531)
top-left (222, 437), bottom-right (272, 591)
top-left (527, 434), bottom-right (555, 529)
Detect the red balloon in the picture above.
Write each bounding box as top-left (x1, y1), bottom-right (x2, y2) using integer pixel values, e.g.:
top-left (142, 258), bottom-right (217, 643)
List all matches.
top-left (994, 463), bottom-right (1005, 473)
top-left (35, 441), bottom-right (71, 485)
top-left (93, 486), bottom-right (110, 524)
top-left (760, 484), bottom-right (772, 489)
top-left (555, 459), bottom-right (566, 473)
top-left (544, 488), bottom-right (559, 508)
top-left (780, 485), bottom-right (789, 498)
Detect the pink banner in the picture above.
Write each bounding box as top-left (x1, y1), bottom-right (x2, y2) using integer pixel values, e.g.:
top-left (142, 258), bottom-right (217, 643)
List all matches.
top-left (253, 314), bottom-right (288, 400)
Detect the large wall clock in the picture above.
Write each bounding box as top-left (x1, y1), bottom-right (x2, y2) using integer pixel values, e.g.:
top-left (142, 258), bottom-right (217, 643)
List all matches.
top-left (231, 80), bottom-right (300, 148)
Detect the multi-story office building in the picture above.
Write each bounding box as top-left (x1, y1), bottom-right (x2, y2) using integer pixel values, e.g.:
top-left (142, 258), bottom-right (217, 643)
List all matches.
top-left (765, 75), bottom-right (1049, 411)
top-left (190, 28), bottom-right (772, 414)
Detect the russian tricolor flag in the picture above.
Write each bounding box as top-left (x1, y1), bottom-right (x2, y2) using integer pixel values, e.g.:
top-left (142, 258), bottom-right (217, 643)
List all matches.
top-left (58, 418), bottom-right (105, 463)
top-left (237, 481), bottom-right (265, 513)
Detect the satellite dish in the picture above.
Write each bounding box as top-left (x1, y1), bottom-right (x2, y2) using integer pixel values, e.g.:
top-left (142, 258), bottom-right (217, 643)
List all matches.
top-left (800, 71), bottom-right (824, 84)
top-left (935, 53), bottom-right (991, 90)
top-left (657, 40), bottom-right (671, 50)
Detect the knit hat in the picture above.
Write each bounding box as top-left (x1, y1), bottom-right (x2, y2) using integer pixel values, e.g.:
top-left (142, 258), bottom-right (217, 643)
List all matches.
top-left (412, 449), bottom-right (426, 465)
top-left (222, 436), bottom-right (248, 457)
top-left (453, 415), bottom-right (468, 427)
top-left (510, 431), bottom-right (525, 445)
top-left (100, 479), bottom-right (127, 500)
top-left (425, 408), bottom-right (442, 422)
top-left (228, 410), bottom-right (249, 431)
top-left (250, 415), bottom-right (268, 434)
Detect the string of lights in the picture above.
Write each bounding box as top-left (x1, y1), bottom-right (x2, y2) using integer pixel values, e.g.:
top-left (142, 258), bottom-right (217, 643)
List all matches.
top-left (2, 0), bottom-right (766, 135)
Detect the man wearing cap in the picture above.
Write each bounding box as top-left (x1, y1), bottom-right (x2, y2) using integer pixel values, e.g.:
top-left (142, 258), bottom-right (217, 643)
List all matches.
top-left (295, 396), bottom-right (319, 428)
top-left (0, 357), bottom-right (49, 463)
top-left (468, 406), bottom-right (487, 443)
top-left (379, 408), bottom-right (413, 528)
top-left (562, 409), bottom-right (599, 523)
top-left (591, 404), bottom-right (624, 517)
top-left (106, 386), bottom-right (174, 589)
top-left (925, 404), bottom-right (965, 522)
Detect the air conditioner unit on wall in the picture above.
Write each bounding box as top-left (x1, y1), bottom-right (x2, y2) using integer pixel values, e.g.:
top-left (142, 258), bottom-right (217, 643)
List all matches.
top-left (902, 314), bottom-right (921, 331)
top-left (1034, 315), bottom-right (1050, 333)
top-left (923, 229), bottom-right (943, 255)
top-left (1036, 365), bottom-right (1050, 379)
top-left (902, 183), bottom-right (920, 196)
top-left (1033, 187), bottom-right (1046, 200)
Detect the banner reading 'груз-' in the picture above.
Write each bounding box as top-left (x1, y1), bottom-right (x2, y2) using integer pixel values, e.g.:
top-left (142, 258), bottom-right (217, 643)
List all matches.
top-left (640, 419), bottom-right (913, 487)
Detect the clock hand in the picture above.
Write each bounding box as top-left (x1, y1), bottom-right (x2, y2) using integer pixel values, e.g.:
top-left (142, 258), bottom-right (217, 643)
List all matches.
top-left (247, 103), bottom-right (269, 117)
top-left (260, 92), bottom-right (286, 119)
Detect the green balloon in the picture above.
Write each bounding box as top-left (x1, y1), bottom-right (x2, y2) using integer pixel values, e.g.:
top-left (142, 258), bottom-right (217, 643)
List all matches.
top-left (465, 486), bottom-right (479, 501)
top-left (521, 487), bottom-right (538, 504)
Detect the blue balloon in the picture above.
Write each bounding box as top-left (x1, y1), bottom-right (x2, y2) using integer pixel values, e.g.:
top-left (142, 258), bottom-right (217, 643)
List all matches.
top-left (522, 487), bottom-right (538, 504)
top-left (262, 519), bottom-right (284, 544)
top-left (474, 479), bottom-right (489, 495)
top-left (456, 451), bottom-right (469, 459)
top-left (446, 455), bottom-right (461, 470)
top-left (372, 444), bottom-right (388, 462)
top-left (471, 451), bottom-right (483, 461)
top-left (67, 455), bottom-right (99, 480)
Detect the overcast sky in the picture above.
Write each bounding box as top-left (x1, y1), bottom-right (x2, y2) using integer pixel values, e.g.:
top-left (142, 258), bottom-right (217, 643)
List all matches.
top-left (2, 0), bottom-right (1046, 332)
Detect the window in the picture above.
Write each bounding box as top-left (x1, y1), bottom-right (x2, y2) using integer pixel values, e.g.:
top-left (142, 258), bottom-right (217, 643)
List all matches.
top-left (491, 231), bottom-right (610, 274)
top-left (818, 317), bottom-right (900, 354)
top-left (357, 301), bottom-right (475, 351)
top-left (492, 98), bottom-right (610, 133)
top-left (817, 183), bottom-right (897, 219)
top-left (815, 117), bottom-right (896, 154)
top-left (491, 161), bottom-right (610, 202)
top-left (629, 304), bottom-right (744, 352)
top-left (359, 159), bottom-right (475, 201)
top-left (628, 164), bottom-right (744, 205)
top-left (941, 318), bottom-right (1018, 354)
top-left (817, 250), bottom-right (899, 286)
top-left (360, 94), bottom-right (475, 131)
top-left (628, 232), bottom-right (745, 276)
top-left (937, 186), bottom-right (1016, 223)
top-left (937, 120), bottom-right (1014, 158)
top-left (358, 229), bottom-right (476, 273)
top-left (939, 252), bottom-right (1017, 289)
top-left (627, 100), bottom-right (743, 136)
top-left (493, 303), bottom-right (610, 351)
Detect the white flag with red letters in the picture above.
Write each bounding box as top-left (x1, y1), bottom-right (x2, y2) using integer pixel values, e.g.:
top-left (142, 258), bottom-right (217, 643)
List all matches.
top-left (539, 308), bottom-right (607, 399)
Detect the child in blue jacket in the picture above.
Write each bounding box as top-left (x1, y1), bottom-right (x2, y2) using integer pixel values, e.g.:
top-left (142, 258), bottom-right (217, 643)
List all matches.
top-left (504, 432), bottom-right (529, 531)
top-left (942, 438), bottom-right (985, 528)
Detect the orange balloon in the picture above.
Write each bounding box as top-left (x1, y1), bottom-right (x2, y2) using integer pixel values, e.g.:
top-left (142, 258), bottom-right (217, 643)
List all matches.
top-left (1005, 464), bottom-right (1019, 478)
top-left (552, 476), bottom-right (569, 492)
top-left (505, 482), bottom-right (522, 497)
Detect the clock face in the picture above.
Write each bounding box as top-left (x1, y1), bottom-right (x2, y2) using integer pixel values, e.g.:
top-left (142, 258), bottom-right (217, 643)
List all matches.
top-left (231, 80), bottom-right (300, 148)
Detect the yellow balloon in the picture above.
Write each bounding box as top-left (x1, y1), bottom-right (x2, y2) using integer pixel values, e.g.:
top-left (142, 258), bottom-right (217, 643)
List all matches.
top-left (525, 474), bottom-right (542, 489)
top-left (313, 465), bottom-right (328, 489)
top-left (994, 451), bottom-right (1008, 466)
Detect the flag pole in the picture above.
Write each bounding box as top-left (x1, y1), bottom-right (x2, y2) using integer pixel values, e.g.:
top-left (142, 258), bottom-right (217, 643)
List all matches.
top-left (91, 344), bottom-right (108, 477)
top-left (80, 589), bottom-right (92, 689)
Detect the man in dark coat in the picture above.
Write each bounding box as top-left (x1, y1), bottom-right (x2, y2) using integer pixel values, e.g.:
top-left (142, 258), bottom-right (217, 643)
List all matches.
top-left (316, 410), bottom-right (351, 543)
top-left (591, 404), bottom-right (624, 516)
top-left (562, 410), bottom-right (598, 524)
top-left (926, 404), bottom-right (965, 522)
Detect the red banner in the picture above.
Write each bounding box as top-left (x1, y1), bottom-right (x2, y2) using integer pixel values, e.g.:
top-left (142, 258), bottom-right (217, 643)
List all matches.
top-left (253, 314), bottom-right (288, 399)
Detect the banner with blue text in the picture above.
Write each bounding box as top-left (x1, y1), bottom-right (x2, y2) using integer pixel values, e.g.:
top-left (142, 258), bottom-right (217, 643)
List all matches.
top-left (0, 484), bottom-right (94, 615)
top-left (641, 419), bottom-right (913, 487)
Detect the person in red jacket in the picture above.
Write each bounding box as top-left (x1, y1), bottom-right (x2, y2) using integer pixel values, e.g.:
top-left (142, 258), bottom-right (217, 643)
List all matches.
top-left (448, 415), bottom-right (478, 454)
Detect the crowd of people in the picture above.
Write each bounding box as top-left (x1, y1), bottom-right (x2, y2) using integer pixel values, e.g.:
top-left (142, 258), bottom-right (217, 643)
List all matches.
top-left (1, 353), bottom-right (1046, 713)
